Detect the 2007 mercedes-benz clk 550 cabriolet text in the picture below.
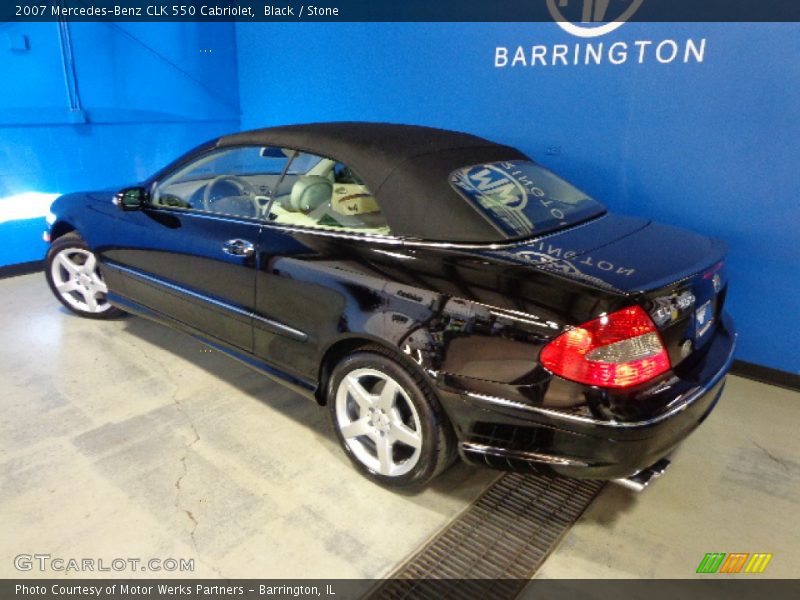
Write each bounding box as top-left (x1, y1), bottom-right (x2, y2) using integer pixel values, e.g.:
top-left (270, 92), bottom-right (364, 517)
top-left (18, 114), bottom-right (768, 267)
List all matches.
top-left (44, 123), bottom-right (736, 488)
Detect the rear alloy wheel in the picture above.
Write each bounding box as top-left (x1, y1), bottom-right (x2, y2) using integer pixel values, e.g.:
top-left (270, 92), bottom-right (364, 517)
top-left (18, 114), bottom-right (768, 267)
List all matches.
top-left (45, 233), bottom-right (124, 319)
top-left (329, 349), bottom-right (455, 487)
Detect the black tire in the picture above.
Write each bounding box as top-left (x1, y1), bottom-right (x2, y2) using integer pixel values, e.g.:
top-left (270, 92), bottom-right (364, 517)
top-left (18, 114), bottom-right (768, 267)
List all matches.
top-left (45, 232), bottom-right (125, 319)
top-left (328, 346), bottom-right (456, 488)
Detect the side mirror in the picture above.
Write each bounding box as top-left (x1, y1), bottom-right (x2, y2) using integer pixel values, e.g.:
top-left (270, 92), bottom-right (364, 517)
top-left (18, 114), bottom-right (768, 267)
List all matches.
top-left (113, 187), bottom-right (147, 211)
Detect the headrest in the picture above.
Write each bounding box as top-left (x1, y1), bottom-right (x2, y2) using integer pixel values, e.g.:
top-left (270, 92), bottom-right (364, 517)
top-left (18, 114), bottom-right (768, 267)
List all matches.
top-left (288, 175), bottom-right (332, 213)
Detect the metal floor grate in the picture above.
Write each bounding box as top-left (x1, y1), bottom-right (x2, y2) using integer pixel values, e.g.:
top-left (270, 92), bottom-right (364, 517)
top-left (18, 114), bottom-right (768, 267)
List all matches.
top-left (369, 473), bottom-right (605, 600)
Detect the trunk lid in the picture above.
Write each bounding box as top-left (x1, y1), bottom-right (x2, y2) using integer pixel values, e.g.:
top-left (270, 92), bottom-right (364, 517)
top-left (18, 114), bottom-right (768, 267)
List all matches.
top-left (499, 213), bottom-right (727, 294)
top-left (494, 212), bottom-right (729, 368)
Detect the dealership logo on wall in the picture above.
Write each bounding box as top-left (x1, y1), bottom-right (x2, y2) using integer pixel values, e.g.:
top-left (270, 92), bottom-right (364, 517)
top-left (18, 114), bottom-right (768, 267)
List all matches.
top-left (546, 0), bottom-right (644, 38)
top-left (495, 0), bottom-right (707, 68)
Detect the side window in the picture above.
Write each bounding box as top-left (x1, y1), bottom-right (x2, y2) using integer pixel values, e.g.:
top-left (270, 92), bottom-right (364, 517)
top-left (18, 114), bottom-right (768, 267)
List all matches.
top-left (151, 146), bottom-right (293, 219)
top-left (267, 152), bottom-right (391, 236)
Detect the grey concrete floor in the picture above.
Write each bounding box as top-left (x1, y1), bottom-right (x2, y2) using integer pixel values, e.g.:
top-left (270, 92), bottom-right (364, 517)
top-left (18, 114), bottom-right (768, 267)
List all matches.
top-left (1, 273), bottom-right (497, 579)
top-left (541, 375), bottom-right (800, 579)
top-left (2, 272), bottom-right (798, 580)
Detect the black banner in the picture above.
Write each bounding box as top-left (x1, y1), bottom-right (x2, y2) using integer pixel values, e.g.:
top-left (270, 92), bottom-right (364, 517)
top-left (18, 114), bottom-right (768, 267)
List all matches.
top-left (4, 580), bottom-right (800, 600)
top-left (3, 0), bottom-right (800, 23)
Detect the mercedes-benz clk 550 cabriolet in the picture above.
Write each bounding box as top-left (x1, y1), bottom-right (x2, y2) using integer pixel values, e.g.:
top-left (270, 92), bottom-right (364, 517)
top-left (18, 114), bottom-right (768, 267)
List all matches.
top-left (44, 123), bottom-right (736, 488)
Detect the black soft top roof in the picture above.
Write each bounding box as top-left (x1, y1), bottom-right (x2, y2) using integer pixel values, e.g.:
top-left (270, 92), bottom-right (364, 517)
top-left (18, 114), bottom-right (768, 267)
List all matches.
top-left (217, 122), bottom-right (527, 242)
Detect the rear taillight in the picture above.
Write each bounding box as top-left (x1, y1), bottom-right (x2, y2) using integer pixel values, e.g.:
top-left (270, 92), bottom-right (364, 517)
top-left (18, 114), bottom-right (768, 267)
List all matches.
top-left (540, 306), bottom-right (670, 389)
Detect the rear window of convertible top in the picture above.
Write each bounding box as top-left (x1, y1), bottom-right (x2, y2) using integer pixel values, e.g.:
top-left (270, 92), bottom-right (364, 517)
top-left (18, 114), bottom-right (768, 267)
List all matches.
top-left (449, 160), bottom-right (606, 238)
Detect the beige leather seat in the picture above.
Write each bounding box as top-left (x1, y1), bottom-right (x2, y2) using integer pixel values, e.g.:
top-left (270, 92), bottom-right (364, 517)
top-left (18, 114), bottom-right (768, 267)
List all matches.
top-left (287, 175), bottom-right (333, 213)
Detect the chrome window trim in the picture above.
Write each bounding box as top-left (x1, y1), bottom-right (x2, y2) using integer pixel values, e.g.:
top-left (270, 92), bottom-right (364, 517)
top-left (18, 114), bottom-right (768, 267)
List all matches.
top-left (141, 192), bottom-right (610, 251)
top-left (104, 262), bottom-right (308, 342)
top-left (142, 204), bottom-right (406, 246)
top-left (261, 222), bottom-right (405, 246)
top-left (143, 204), bottom-right (265, 226)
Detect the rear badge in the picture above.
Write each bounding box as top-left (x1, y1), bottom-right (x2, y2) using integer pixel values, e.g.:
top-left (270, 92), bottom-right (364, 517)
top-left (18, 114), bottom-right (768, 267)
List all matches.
top-left (651, 291), bottom-right (695, 326)
top-left (695, 300), bottom-right (714, 338)
top-left (680, 339), bottom-right (693, 358)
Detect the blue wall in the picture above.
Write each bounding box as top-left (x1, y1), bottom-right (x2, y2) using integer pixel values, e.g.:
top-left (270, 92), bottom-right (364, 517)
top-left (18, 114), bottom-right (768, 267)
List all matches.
top-left (0, 22), bottom-right (240, 265)
top-left (236, 22), bottom-right (799, 373)
top-left (2, 21), bottom-right (797, 373)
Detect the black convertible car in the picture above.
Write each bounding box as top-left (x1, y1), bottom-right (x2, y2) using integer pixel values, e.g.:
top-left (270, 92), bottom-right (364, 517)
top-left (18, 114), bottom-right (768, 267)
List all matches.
top-left (44, 123), bottom-right (736, 488)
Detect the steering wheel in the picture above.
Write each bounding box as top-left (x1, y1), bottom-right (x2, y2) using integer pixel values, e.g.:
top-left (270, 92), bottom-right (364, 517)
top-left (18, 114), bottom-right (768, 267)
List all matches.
top-left (202, 175), bottom-right (258, 213)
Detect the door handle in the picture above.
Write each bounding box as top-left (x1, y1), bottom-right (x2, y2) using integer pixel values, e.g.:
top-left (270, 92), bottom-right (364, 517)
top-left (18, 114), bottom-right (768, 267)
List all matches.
top-left (222, 239), bottom-right (255, 257)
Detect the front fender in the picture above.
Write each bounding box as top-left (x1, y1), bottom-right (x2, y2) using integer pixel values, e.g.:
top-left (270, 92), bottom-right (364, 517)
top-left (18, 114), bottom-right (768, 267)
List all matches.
top-left (48, 191), bottom-right (120, 253)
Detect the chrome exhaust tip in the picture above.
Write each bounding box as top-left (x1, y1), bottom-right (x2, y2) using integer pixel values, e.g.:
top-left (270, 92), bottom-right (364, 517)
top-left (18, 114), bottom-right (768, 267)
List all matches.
top-left (613, 458), bottom-right (671, 492)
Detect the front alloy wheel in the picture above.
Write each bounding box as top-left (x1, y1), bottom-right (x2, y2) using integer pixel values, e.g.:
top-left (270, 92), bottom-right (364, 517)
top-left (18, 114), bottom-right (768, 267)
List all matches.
top-left (329, 348), bottom-right (455, 487)
top-left (45, 233), bottom-right (124, 319)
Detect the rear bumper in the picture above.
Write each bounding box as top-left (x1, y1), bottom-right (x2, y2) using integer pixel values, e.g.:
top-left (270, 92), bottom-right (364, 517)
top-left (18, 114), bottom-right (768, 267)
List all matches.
top-left (436, 312), bottom-right (736, 480)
